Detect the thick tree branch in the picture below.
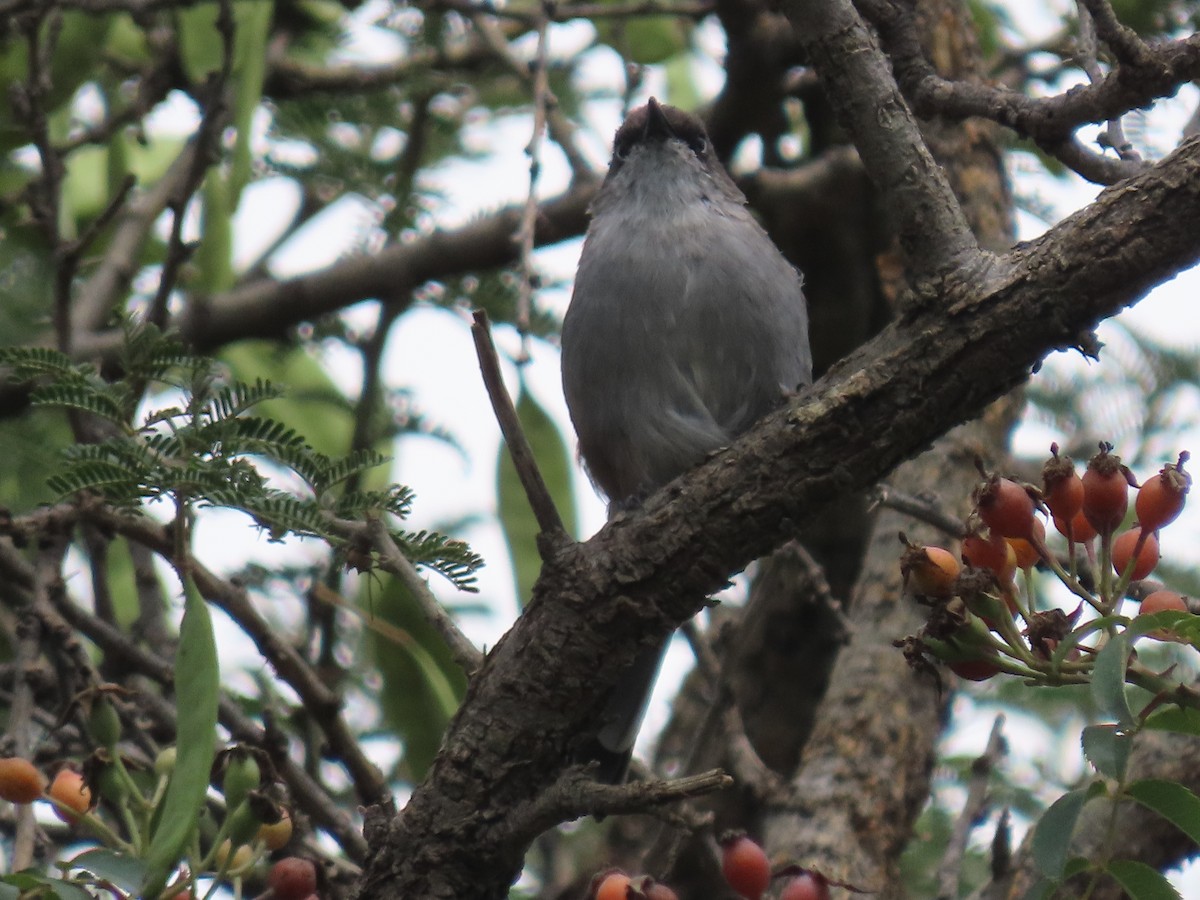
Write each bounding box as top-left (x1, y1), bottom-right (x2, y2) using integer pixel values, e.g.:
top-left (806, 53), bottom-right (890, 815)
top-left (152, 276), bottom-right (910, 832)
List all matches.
top-left (783, 0), bottom-right (981, 285)
top-left (859, 0), bottom-right (1200, 176)
top-left (357, 136), bottom-right (1200, 899)
top-left (71, 187), bottom-right (594, 360)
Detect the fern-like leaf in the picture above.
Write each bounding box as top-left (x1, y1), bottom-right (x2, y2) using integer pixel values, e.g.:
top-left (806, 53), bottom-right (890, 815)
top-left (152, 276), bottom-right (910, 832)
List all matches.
top-left (393, 529), bottom-right (483, 592)
top-left (203, 379), bottom-right (286, 422)
top-left (47, 461), bottom-right (149, 501)
top-left (31, 384), bottom-right (130, 425)
top-left (0, 346), bottom-right (89, 380)
top-left (312, 448), bottom-right (392, 494)
top-left (335, 485), bottom-right (414, 519)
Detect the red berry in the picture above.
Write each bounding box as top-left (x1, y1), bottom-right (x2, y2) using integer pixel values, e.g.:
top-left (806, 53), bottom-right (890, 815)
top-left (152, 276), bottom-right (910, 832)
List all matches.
top-left (975, 475), bottom-right (1036, 540)
top-left (1054, 508), bottom-right (1097, 544)
top-left (268, 858), bottom-right (318, 900)
top-left (948, 657), bottom-right (1001, 681)
top-left (720, 834), bottom-right (771, 900)
top-left (961, 532), bottom-right (1016, 583)
top-left (0, 758), bottom-right (46, 804)
top-left (1135, 452), bottom-right (1190, 531)
top-left (1111, 528), bottom-right (1159, 580)
top-left (1082, 443), bottom-right (1132, 537)
top-left (1043, 443), bottom-right (1084, 523)
top-left (780, 872), bottom-right (831, 900)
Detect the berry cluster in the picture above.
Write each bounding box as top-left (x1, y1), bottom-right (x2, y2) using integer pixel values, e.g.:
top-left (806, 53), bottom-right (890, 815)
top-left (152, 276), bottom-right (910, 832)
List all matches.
top-left (0, 724), bottom-right (314, 899)
top-left (592, 834), bottom-right (859, 900)
top-left (900, 442), bottom-right (1194, 684)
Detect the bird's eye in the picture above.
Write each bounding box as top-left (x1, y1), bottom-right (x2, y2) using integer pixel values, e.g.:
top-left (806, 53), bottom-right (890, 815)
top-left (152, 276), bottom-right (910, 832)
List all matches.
top-left (687, 136), bottom-right (708, 156)
top-left (613, 140), bottom-right (632, 161)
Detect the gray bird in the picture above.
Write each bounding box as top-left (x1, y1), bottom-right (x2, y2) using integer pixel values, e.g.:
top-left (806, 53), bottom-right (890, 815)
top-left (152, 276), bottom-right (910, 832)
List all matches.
top-left (561, 98), bottom-right (812, 781)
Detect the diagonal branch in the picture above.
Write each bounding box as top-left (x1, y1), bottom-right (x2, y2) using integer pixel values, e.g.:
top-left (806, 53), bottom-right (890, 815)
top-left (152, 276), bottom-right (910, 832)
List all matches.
top-left (71, 185), bottom-right (595, 360)
top-left (356, 134), bottom-right (1200, 899)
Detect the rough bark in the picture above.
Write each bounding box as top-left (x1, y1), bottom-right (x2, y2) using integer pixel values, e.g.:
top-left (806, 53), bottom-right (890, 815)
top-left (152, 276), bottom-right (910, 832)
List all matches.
top-left (355, 135), bottom-right (1200, 897)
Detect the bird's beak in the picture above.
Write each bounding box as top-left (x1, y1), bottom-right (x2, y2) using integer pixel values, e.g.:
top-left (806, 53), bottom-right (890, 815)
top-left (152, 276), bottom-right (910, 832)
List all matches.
top-left (642, 97), bottom-right (676, 142)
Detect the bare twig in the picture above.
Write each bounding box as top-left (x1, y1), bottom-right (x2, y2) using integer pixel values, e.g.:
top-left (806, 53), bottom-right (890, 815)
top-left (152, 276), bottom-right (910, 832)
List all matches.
top-left (516, 766), bottom-right (731, 835)
top-left (469, 11), bottom-right (593, 182)
top-left (1074, 0), bottom-right (1140, 163)
top-left (72, 140), bottom-right (207, 333)
top-left (363, 517), bottom-right (484, 673)
top-left (784, 0), bottom-right (983, 287)
top-left (513, 8), bottom-right (553, 348)
top-left (1076, 0), bottom-right (1155, 68)
top-left (470, 310), bottom-right (567, 539)
top-left (936, 715), bottom-right (1006, 899)
top-left (148, 0), bottom-right (235, 329)
top-left (873, 485), bottom-right (966, 537)
top-left (679, 621), bottom-right (785, 799)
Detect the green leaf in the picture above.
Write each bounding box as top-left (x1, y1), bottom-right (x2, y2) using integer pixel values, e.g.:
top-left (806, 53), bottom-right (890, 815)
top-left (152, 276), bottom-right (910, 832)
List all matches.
top-left (1125, 779), bottom-right (1200, 845)
top-left (141, 586), bottom-right (220, 897)
top-left (595, 15), bottom-right (690, 64)
top-left (62, 146), bottom-right (111, 226)
top-left (66, 848), bottom-right (147, 894)
top-left (176, 3), bottom-right (224, 84)
top-left (229, 0), bottom-right (273, 206)
top-left (1019, 879), bottom-right (1057, 900)
top-left (0, 872), bottom-right (92, 900)
top-left (1092, 633), bottom-right (1134, 727)
top-left (1032, 787), bottom-right (1091, 878)
top-left (1143, 706), bottom-right (1200, 737)
top-left (497, 387), bottom-right (575, 605)
top-left (1082, 724), bottom-right (1132, 781)
top-left (221, 342), bottom-right (355, 459)
top-left (367, 574), bottom-right (467, 779)
top-left (1104, 859), bottom-right (1182, 900)
top-left (194, 173), bottom-right (234, 293)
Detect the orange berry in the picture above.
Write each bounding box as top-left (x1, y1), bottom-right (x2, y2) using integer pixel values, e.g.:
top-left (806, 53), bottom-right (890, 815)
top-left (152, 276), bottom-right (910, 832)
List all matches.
top-left (976, 475), bottom-right (1036, 540)
top-left (1138, 590), bottom-right (1189, 641)
top-left (962, 532), bottom-right (1016, 583)
top-left (595, 872), bottom-right (631, 900)
top-left (1082, 443), bottom-right (1131, 537)
top-left (1111, 528), bottom-right (1159, 580)
top-left (1007, 518), bottom-right (1046, 570)
top-left (48, 769), bottom-right (91, 823)
top-left (901, 544), bottom-right (961, 598)
top-left (780, 873), bottom-right (831, 900)
top-left (1141, 590), bottom-right (1187, 615)
top-left (720, 834), bottom-right (771, 900)
top-left (1054, 508), bottom-right (1097, 544)
top-left (1043, 443), bottom-right (1084, 524)
top-left (0, 757), bottom-right (47, 804)
top-left (1135, 452), bottom-right (1190, 532)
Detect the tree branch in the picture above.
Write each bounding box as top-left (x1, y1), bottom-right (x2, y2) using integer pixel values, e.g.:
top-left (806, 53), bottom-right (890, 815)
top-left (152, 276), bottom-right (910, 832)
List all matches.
top-left (783, 0), bottom-right (982, 285)
top-left (357, 135), bottom-right (1200, 899)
